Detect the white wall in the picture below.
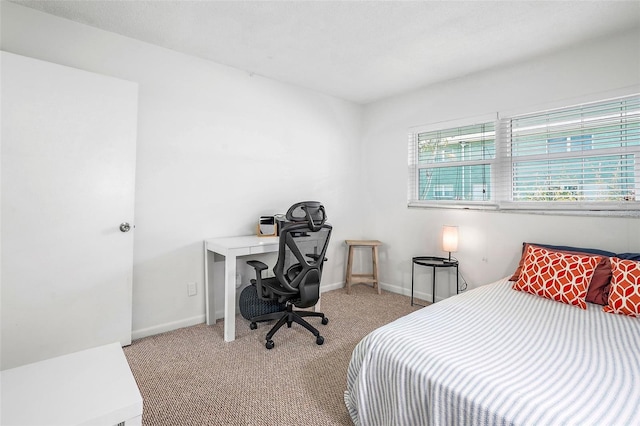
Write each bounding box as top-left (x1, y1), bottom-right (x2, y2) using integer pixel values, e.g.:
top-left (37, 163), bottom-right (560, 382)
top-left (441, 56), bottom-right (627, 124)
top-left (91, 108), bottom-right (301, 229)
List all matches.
top-left (2, 2), bottom-right (639, 341)
top-left (361, 29), bottom-right (640, 301)
top-left (1, 2), bottom-right (364, 338)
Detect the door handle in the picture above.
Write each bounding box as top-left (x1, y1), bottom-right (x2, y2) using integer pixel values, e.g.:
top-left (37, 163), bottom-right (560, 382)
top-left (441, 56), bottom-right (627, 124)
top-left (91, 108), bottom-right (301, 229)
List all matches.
top-left (119, 222), bottom-right (132, 233)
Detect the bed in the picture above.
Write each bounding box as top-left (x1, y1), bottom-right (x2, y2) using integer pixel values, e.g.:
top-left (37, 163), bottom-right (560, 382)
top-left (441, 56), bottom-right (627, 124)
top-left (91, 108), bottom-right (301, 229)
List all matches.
top-left (344, 250), bottom-right (640, 425)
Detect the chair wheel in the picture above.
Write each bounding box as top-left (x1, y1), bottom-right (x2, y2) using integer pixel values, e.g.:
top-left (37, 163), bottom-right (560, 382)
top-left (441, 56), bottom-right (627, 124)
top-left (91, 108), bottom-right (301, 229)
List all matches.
top-left (316, 336), bottom-right (324, 345)
top-left (250, 322), bottom-right (257, 330)
top-left (266, 340), bottom-right (274, 349)
top-left (321, 317), bottom-right (329, 325)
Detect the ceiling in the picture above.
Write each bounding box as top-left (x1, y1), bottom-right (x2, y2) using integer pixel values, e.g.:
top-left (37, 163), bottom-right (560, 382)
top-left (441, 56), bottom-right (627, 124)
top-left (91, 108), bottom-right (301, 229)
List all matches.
top-left (11, 0), bottom-right (640, 104)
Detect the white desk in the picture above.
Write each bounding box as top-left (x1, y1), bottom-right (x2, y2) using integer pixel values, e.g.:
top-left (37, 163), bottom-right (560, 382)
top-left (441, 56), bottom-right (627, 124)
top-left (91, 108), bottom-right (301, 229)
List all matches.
top-left (0, 342), bottom-right (143, 426)
top-left (204, 235), bottom-right (279, 342)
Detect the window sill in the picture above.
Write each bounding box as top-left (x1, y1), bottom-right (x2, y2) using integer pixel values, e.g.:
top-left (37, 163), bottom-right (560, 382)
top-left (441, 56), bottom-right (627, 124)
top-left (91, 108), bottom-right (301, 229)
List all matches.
top-left (408, 202), bottom-right (640, 218)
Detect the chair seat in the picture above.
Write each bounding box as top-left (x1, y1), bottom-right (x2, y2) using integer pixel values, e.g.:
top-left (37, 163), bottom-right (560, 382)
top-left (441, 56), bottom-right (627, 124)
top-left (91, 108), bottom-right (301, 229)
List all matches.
top-left (239, 284), bottom-right (286, 321)
top-left (256, 277), bottom-right (298, 302)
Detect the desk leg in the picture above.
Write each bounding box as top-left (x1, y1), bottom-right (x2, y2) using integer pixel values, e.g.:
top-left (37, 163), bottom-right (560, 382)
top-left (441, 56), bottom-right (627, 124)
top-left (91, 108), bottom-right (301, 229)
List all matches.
top-left (204, 243), bottom-right (215, 326)
top-left (223, 255), bottom-right (237, 342)
top-left (205, 251), bottom-right (223, 326)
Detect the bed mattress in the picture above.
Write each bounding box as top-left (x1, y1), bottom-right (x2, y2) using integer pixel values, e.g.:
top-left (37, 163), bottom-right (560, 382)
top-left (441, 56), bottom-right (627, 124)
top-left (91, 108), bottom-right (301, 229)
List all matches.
top-left (344, 277), bottom-right (640, 425)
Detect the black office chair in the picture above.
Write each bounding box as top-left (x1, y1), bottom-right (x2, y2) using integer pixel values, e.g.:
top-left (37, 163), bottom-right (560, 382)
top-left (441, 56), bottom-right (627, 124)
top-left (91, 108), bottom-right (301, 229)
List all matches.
top-left (246, 201), bottom-right (332, 349)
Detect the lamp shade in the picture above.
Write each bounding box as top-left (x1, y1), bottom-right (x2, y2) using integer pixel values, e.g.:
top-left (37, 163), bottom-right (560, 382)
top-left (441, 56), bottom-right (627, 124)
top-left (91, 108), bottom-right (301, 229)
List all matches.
top-left (442, 225), bottom-right (459, 253)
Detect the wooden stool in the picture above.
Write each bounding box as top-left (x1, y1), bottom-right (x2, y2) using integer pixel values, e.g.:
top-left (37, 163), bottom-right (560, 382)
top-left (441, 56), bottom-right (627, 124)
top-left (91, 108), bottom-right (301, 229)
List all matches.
top-left (345, 240), bottom-right (382, 294)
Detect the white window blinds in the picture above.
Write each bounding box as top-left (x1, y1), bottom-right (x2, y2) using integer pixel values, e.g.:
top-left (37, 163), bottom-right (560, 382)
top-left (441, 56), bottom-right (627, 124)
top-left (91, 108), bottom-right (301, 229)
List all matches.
top-left (408, 119), bottom-right (496, 206)
top-left (499, 94), bottom-right (640, 209)
top-left (407, 94), bottom-right (640, 214)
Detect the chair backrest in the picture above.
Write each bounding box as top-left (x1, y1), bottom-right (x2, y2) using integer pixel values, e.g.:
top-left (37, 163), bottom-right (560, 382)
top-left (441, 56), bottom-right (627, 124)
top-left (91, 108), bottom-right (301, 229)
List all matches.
top-left (274, 202), bottom-right (332, 308)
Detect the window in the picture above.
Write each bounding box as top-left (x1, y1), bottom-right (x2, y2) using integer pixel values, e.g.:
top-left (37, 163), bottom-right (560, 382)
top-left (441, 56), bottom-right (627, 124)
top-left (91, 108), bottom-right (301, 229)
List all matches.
top-left (408, 94), bottom-right (640, 213)
top-left (408, 118), bottom-right (496, 206)
top-left (502, 95), bottom-right (639, 208)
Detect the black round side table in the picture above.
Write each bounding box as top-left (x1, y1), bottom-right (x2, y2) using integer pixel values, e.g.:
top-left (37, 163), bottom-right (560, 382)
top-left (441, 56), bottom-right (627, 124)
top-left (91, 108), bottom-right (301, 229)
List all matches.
top-left (411, 256), bottom-right (459, 306)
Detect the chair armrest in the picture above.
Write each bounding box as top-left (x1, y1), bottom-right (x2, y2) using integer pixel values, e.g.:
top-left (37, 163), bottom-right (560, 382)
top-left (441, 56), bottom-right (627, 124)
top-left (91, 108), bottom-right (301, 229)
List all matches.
top-left (247, 260), bottom-right (268, 272)
top-left (247, 260), bottom-right (270, 299)
top-left (306, 254), bottom-right (327, 262)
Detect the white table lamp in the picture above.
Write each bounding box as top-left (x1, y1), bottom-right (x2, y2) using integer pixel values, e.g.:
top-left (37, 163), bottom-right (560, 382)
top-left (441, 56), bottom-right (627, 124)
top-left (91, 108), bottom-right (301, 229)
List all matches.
top-left (442, 225), bottom-right (458, 262)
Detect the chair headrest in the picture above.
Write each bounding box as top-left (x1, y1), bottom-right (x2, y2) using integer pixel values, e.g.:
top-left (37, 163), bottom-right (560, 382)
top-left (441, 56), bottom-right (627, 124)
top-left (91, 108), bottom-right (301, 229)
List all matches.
top-left (285, 201), bottom-right (327, 231)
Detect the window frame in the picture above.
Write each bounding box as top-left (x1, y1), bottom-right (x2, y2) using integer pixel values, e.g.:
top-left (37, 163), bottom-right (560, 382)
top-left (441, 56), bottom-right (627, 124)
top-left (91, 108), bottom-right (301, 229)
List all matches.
top-left (407, 94), bottom-right (640, 215)
top-left (408, 113), bottom-right (498, 209)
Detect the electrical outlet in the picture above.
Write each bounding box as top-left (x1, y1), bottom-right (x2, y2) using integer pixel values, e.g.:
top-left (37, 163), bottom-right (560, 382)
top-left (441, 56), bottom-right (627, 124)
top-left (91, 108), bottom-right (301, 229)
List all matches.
top-left (187, 282), bottom-right (197, 297)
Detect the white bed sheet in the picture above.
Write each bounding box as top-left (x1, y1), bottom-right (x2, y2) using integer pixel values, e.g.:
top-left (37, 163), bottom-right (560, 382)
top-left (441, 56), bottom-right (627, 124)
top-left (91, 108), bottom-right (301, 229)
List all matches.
top-left (345, 277), bottom-right (640, 426)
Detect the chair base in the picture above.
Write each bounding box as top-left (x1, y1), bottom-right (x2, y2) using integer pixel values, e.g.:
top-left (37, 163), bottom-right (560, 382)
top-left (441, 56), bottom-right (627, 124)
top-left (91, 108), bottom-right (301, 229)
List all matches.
top-left (250, 304), bottom-right (328, 349)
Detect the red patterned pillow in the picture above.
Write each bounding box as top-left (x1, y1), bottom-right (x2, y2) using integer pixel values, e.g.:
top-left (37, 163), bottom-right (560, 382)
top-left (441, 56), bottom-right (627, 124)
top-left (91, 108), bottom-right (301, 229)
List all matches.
top-left (510, 243), bottom-right (612, 305)
top-left (513, 245), bottom-right (600, 309)
top-left (603, 257), bottom-right (640, 317)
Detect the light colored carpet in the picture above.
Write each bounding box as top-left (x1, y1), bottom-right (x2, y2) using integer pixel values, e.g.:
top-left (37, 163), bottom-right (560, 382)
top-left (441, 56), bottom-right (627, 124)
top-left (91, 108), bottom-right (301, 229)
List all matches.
top-left (124, 285), bottom-right (423, 425)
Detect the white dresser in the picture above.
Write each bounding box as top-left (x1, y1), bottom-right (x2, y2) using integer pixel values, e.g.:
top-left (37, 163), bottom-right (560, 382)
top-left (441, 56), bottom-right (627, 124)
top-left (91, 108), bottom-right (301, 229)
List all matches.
top-left (1, 343), bottom-right (143, 426)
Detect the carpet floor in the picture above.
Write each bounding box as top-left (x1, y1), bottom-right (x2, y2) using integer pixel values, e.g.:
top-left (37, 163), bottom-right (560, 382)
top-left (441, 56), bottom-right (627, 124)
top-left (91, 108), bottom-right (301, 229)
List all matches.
top-left (124, 285), bottom-right (423, 425)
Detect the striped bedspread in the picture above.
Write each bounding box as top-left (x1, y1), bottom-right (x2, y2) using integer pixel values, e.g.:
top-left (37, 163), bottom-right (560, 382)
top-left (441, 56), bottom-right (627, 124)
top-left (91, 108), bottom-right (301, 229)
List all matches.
top-left (344, 277), bottom-right (640, 426)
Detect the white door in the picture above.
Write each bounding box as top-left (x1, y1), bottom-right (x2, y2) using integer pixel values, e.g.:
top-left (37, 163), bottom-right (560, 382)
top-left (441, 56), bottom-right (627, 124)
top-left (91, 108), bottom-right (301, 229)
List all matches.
top-left (1, 52), bottom-right (138, 370)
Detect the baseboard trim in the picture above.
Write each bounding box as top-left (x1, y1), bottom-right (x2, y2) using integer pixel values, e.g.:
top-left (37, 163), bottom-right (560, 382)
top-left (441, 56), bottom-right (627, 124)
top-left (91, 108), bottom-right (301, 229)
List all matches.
top-left (132, 281), bottom-right (435, 340)
top-left (376, 281), bottom-right (440, 303)
top-left (321, 281), bottom-right (345, 292)
top-left (324, 280), bottom-right (440, 302)
top-left (132, 315), bottom-right (206, 340)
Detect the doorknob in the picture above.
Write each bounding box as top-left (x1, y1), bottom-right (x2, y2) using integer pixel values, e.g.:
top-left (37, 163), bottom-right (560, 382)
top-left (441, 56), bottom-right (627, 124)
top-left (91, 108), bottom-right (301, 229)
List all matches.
top-left (119, 222), bottom-right (132, 233)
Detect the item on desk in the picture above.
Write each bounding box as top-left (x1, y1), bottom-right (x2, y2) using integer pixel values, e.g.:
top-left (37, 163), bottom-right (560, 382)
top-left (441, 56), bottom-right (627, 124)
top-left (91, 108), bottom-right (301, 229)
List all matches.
top-left (257, 216), bottom-right (277, 237)
top-left (274, 214), bottom-right (287, 236)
